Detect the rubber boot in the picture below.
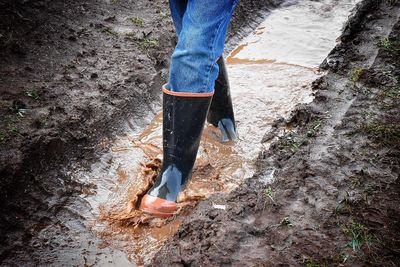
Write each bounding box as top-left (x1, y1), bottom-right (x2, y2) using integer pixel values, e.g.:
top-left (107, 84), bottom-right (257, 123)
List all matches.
top-left (140, 87), bottom-right (213, 218)
top-left (207, 57), bottom-right (237, 142)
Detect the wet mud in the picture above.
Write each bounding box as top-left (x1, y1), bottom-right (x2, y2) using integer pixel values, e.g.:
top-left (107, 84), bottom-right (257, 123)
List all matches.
top-left (1, 0), bottom-right (399, 266)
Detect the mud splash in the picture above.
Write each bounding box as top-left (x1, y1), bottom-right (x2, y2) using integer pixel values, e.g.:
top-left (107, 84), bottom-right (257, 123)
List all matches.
top-left (85, 110), bottom-right (252, 264)
top-left (24, 0), bottom-right (360, 265)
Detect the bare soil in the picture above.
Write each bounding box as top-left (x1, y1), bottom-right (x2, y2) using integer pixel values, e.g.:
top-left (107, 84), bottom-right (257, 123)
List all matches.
top-left (152, 0), bottom-right (400, 266)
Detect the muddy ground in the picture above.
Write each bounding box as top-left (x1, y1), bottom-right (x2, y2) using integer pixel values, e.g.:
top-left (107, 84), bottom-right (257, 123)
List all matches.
top-left (0, 0), bottom-right (286, 264)
top-left (1, 0), bottom-right (400, 266)
top-left (152, 0), bottom-right (400, 266)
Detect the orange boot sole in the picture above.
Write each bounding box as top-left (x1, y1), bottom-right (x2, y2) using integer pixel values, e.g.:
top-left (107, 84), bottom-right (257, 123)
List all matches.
top-left (139, 194), bottom-right (178, 218)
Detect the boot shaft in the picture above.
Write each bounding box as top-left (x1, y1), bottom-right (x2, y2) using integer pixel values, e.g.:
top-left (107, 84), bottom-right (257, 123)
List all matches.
top-left (148, 88), bottom-right (212, 202)
top-left (208, 57), bottom-right (237, 141)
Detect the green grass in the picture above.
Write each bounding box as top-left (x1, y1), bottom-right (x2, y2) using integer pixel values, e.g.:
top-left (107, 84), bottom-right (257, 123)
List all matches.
top-left (290, 142), bottom-right (301, 152)
top-left (128, 16), bottom-right (145, 27)
top-left (350, 68), bottom-right (366, 82)
top-left (16, 110), bottom-right (25, 118)
top-left (4, 114), bottom-right (19, 125)
top-left (306, 120), bottom-right (323, 138)
top-left (280, 217), bottom-right (293, 227)
top-left (377, 37), bottom-right (400, 55)
top-left (378, 37), bottom-right (394, 50)
top-left (100, 25), bottom-right (158, 50)
top-left (351, 175), bottom-right (363, 189)
top-left (278, 135), bottom-right (302, 153)
top-left (342, 221), bottom-right (373, 251)
top-left (335, 198), bottom-right (353, 215)
top-left (337, 252), bottom-right (351, 264)
top-left (10, 100), bottom-right (26, 117)
top-left (159, 11), bottom-right (171, 18)
top-left (2, 114), bottom-right (21, 138)
top-left (368, 153), bottom-right (381, 165)
top-left (126, 32), bottom-right (158, 50)
top-left (364, 184), bottom-right (376, 197)
top-left (264, 186), bottom-right (275, 202)
top-left (378, 76), bottom-right (400, 100)
top-left (100, 27), bottom-right (119, 37)
top-left (9, 126), bottom-right (19, 135)
top-left (302, 256), bottom-right (324, 267)
top-left (26, 90), bottom-right (40, 100)
top-left (138, 37), bottom-right (158, 49)
top-left (361, 122), bottom-right (400, 147)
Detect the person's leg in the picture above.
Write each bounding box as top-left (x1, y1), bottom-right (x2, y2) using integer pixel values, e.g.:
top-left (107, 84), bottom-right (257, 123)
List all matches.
top-left (170, 0), bottom-right (237, 142)
top-left (140, 0), bottom-right (238, 218)
top-left (167, 0), bottom-right (239, 94)
top-left (168, 0), bottom-right (188, 35)
top-left (139, 91), bottom-right (212, 218)
top-left (207, 57), bottom-right (237, 142)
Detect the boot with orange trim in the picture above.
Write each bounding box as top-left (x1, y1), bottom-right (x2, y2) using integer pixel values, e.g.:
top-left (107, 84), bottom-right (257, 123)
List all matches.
top-left (207, 57), bottom-right (237, 142)
top-left (139, 86), bottom-right (213, 218)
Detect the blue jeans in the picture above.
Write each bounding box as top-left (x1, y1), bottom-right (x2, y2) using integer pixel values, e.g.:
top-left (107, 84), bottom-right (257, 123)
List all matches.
top-left (166, 0), bottom-right (238, 93)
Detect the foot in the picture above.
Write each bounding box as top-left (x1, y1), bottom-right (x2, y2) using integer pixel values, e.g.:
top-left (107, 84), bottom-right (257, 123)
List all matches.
top-left (140, 194), bottom-right (178, 218)
top-left (208, 57), bottom-right (237, 142)
top-left (218, 118), bottom-right (237, 142)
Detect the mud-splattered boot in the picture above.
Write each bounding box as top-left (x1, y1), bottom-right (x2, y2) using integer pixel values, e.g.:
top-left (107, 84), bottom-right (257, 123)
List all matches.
top-left (207, 56), bottom-right (237, 142)
top-left (140, 87), bottom-right (213, 218)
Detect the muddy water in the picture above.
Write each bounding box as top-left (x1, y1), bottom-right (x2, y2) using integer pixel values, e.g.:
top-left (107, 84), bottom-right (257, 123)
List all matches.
top-left (36, 0), bottom-right (359, 265)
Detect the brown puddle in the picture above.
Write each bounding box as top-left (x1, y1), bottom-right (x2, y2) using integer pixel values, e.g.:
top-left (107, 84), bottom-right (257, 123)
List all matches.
top-left (64, 0), bottom-right (360, 265)
top-left (89, 111), bottom-right (250, 265)
top-left (226, 39), bottom-right (319, 72)
top-left (227, 55), bottom-right (319, 71)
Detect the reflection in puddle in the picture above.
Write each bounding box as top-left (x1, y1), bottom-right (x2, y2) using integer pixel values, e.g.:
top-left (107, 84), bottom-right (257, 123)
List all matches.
top-left (229, 0), bottom-right (358, 68)
top-left (43, 0), bottom-right (360, 265)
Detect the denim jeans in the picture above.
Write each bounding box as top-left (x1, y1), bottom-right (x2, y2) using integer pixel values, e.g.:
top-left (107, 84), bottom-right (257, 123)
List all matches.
top-left (166, 0), bottom-right (238, 93)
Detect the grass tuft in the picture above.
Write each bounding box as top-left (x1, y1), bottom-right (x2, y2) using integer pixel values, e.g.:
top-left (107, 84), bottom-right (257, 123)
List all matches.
top-left (306, 120), bottom-right (322, 137)
top-left (302, 256), bottom-right (324, 267)
top-left (26, 90), bottom-right (40, 100)
top-left (377, 37), bottom-right (400, 55)
top-left (278, 135), bottom-right (301, 153)
top-left (350, 68), bottom-right (366, 82)
top-left (100, 27), bottom-right (119, 37)
top-left (128, 16), bottom-right (145, 27)
top-left (378, 75), bottom-right (400, 100)
top-left (280, 217), bottom-right (293, 227)
top-left (361, 122), bottom-right (400, 147)
top-left (335, 198), bottom-right (353, 215)
top-left (264, 186), bottom-right (275, 202)
top-left (126, 31), bottom-right (158, 50)
top-left (342, 221), bottom-right (373, 251)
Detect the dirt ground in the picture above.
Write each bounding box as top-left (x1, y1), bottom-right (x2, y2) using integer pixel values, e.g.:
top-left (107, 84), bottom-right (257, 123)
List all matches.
top-left (0, 0), bottom-right (285, 264)
top-left (152, 0), bottom-right (400, 266)
top-left (1, 0), bottom-right (400, 266)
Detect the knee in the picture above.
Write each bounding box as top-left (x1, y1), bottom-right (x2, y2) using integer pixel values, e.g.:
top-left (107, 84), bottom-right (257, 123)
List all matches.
top-left (179, 26), bottom-right (214, 57)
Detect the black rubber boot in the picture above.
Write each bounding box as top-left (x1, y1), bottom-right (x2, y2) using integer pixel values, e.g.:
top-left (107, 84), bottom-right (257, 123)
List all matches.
top-left (207, 56), bottom-right (237, 142)
top-left (140, 88), bottom-right (212, 217)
